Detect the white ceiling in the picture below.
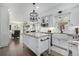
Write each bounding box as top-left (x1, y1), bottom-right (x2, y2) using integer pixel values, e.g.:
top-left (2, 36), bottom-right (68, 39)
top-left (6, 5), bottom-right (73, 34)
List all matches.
top-left (0, 3), bottom-right (79, 23)
top-left (0, 3), bottom-right (60, 23)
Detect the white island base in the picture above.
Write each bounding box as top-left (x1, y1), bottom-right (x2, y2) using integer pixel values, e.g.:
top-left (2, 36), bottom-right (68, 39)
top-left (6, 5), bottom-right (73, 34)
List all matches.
top-left (23, 33), bottom-right (49, 56)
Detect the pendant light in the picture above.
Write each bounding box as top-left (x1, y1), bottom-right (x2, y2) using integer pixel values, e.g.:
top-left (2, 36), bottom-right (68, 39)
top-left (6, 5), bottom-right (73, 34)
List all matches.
top-left (30, 3), bottom-right (38, 22)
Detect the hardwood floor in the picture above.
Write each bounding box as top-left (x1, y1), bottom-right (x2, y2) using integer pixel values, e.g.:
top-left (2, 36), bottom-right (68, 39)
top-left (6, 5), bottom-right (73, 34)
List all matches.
top-left (0, 38), bottom-right (36, 56)
top-left (41, 50), bottom-right (63, 56)
top-left (0, 38), bottom-right (63, 56)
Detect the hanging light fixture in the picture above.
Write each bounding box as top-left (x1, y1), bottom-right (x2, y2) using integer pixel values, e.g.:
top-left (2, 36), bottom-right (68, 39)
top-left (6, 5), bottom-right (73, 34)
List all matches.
top-left (30, 3), bottom-right (38, 22)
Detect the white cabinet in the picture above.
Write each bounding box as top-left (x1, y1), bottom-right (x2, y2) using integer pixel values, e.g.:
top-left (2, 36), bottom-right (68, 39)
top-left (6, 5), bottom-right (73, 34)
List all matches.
top-left (23, 34), bottom-right (49, 55)
top-left (52, 34), bottom-right (73, 55)
top-left (38, 36), bottom-right (49, 55)
top-left (23, 35), bottom-right (39, 55)
top-left (68, 41), bottom-right (79, 56)
top-left (69, 44), bottom-right (78, 56)
top-left (0, 7), bottom-right (9, 48)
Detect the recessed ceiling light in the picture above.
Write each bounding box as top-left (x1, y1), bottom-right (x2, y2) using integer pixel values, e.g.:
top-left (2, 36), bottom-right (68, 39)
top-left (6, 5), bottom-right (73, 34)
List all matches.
top-left (8, 8), bottom-right (11, 12)
top-left (36, 6), bottom-right (39, 9)
top-left (9, 12), bottom-right (12, 15)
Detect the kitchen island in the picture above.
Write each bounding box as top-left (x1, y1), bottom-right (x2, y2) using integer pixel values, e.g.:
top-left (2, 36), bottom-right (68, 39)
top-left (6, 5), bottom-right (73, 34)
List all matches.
top-left (23, 28), bottom-right (79, 56)
top-left (23, 32), bottom-right (49, 56)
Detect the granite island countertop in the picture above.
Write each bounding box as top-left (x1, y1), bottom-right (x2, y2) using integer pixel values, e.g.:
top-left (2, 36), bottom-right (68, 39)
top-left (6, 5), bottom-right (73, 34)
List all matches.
top-left (23, 32), bottom-right (49, 38)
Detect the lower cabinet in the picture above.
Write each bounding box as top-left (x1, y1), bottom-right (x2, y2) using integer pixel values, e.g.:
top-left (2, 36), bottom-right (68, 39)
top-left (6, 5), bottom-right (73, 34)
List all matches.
top-left (38, 36), bottom-right (49, 55)
top-left (52, 34), bottom-right (73, 56)
top-left (23, 35), bottom-right (49, 56)
top-left (68, 43), bottom-right (79, 56)
top-left (23, 33), bottom-right (79, 56)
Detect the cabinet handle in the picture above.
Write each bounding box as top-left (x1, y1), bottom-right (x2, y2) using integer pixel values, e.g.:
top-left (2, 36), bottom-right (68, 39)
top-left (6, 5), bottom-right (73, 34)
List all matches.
top-left (40, 38), bottom-right (49, 42)
top-left (47, 37), bottom-right (49, 39)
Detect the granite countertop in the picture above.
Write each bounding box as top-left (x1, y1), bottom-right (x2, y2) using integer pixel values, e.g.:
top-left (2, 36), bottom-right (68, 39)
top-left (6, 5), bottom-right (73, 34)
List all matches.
top-left (23, 32), bottom-right (49, 38)
top-left (68, 40), bottom-right (79, 46)
top-left (41, 32), bottom-right (75, 36)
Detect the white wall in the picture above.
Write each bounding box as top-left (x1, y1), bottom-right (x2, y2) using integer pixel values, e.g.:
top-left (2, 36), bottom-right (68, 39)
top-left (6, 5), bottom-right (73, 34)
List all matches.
top-left (0, 6), bottom-right (9, 48)
top-left (70, 7), bottom-right (79, 26)
top-left (48, 15), bottom-right (54, 27)
top-left (40, 4), bottom-right (79, 27)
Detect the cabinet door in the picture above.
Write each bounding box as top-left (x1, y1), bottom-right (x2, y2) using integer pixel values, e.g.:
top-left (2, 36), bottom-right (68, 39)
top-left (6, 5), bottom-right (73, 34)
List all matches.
top-left (39, 36), bottom-right (49, 54)
top-left (69, 44), bottom-right (78, 56)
